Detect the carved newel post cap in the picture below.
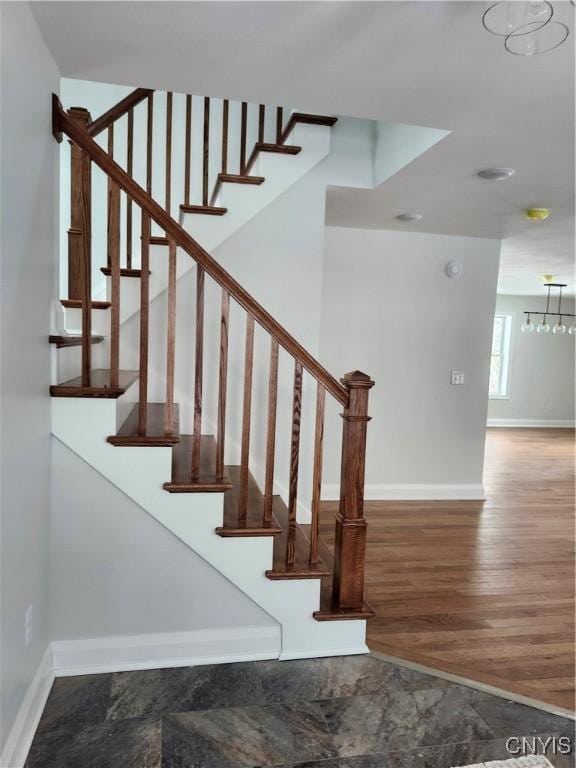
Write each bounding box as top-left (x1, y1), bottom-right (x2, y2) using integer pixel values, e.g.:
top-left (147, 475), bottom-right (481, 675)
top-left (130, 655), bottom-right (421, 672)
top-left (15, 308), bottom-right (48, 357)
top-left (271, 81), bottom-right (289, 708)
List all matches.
top-left (341, 370), bottom-right (375, 389)
top-left (67, 106), bottom-right (92, 122)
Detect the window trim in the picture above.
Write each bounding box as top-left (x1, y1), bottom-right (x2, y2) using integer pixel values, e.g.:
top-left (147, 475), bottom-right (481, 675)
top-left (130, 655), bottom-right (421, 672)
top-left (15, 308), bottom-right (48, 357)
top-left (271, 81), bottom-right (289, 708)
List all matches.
top-left (489, 313), bottom-right (513, 400)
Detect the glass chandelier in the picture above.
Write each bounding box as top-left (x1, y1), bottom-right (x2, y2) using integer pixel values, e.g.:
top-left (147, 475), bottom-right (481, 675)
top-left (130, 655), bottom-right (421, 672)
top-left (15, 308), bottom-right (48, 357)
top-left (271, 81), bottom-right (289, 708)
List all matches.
top-left (482, 1), bottom-right (570, 55)
top-left (521, 282), bottom-right (576, 335)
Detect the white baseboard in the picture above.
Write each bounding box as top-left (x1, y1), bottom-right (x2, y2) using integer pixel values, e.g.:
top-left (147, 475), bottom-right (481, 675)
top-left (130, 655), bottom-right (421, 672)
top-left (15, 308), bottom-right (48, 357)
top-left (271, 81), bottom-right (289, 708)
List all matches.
top-left (322, 483), bottom-right (486, 501)
top-left (0, 646), bottom-right (54, 768)
top-left (279, 642), bottom-right (369, 661)
top-left (487, 418), bottom-right (575, 428)
top-left (51, 625), bottom-right (281, 677)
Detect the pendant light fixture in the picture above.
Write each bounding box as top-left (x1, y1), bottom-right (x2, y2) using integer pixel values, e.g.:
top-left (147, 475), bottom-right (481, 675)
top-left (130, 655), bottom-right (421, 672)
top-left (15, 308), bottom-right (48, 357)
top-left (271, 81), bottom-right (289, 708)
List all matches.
top-left (521, 280), bottom-right (575, 336)
top-left (482, 1), bottom-right (571, 56)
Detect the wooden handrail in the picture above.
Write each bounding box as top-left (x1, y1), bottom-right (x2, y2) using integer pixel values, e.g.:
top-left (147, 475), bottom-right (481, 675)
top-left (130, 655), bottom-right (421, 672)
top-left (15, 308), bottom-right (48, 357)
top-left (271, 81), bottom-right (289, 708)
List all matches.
top-left (54, 96), bottom-right (348, 406)
top-left (87, 88), bottom-right (153, 137)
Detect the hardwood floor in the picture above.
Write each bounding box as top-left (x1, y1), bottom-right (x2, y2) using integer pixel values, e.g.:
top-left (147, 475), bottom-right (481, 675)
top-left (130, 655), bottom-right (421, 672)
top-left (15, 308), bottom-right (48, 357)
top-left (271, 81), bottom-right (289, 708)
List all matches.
top-left (320, 428), bottom-right (575, 711)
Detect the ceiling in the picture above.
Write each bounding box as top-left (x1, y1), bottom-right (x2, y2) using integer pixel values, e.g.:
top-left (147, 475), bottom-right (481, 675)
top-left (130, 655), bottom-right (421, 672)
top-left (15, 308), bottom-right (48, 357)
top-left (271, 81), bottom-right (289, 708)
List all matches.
top-left (31, 1), bottom-right (575, 295)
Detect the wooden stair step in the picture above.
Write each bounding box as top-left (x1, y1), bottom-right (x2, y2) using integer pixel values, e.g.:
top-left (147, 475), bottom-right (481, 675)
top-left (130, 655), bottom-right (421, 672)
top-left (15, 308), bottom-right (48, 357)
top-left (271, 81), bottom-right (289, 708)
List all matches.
top-left (179, 204), bottom-right (228, 216)
top-left (216, 466), bottom-right (282, 537)
top-left (163, 435), bottom-right (232, 493)
top-left (60, 299), bottom-right (111, 310)
top-left (49, 334), bottom-right (104, 348)
top-left (314, 581), bottom-right (375, 621)
top-left (280, 113), bottom-right (337, 144)
top-left (100, 267), bottom-right (148, 278)
top-left (150, 236), bottom-right (169, 246)
top-left (265, 499), bottom-right (331, 580)
top-left (218, 173), bottom-right (265, 185)
top-left (255, 143), bottom-right (302, 155)
top-left (50, 369), bottom-right (139, 398)
top-left (108, 403), bottom-right (179, 447)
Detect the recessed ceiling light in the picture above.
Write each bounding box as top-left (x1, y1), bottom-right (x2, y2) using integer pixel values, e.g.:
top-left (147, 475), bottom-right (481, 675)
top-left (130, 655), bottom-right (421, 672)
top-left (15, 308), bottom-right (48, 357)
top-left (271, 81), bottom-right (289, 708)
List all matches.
top-left (477, 167), bottom-right (516, 181)
top-left (396, 213), bottom-right (423, 222)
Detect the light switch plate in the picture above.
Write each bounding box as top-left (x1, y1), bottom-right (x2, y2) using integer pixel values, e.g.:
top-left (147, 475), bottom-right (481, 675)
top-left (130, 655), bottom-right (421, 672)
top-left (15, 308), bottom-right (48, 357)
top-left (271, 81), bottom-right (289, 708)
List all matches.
top-left (451, 370), bottom-right (465, 385)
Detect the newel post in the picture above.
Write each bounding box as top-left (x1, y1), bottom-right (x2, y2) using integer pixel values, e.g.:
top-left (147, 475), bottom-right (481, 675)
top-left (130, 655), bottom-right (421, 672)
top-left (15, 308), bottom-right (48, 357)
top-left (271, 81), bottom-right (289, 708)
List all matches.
top-left (67, 107), bottom-right (92, 300)
top-left (332, 370), bottom-right (374, 611)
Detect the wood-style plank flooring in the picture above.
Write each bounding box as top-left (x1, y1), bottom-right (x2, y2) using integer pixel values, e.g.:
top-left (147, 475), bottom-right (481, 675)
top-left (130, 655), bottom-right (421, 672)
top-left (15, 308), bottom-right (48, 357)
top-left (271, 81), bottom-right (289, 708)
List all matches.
top-left (320, 428), bottom-right (575, 711)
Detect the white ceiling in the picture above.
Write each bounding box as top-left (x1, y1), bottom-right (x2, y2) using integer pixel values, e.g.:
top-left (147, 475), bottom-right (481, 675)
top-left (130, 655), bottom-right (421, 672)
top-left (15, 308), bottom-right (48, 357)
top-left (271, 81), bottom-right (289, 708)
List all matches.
top-left (32, 0), bottom-right (575, 295)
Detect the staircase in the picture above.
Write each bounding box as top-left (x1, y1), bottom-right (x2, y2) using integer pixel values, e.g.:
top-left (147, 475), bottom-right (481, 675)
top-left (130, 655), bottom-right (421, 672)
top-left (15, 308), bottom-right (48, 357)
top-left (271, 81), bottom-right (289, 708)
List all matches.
top-left (50, 87), bottom-right (375, 660)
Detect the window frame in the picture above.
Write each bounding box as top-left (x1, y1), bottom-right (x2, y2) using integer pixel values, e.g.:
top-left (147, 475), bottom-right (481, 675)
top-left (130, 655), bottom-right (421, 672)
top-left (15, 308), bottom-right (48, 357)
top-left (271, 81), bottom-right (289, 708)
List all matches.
top-left (489, 313), bottom-right (513, 400)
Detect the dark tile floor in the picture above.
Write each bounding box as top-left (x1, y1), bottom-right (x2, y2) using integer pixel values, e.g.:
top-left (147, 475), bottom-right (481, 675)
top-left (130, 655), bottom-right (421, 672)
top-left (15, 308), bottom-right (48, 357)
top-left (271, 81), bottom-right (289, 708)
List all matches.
top-left (26, 655), bottom-right (575, 768)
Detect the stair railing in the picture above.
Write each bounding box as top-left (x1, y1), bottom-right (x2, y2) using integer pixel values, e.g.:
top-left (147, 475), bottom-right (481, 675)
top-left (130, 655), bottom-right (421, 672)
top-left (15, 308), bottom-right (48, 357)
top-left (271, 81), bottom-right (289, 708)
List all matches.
top-left (64, 88), bottom-right (297, 301)
top-left (54, 94), bottom-right (373, 616)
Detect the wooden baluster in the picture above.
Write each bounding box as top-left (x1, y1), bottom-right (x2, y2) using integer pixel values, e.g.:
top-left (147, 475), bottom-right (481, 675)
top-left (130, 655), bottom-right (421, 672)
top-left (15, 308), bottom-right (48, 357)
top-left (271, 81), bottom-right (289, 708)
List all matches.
top-left (202, 97), bottom-right (210, 207)
top-left (67, 107), bottom-right (91, 300)
top-left (286, 361), bottom-right (303, 568)
top-left (80, 149), bottom-right (92, 386)
top-left (126, 107), bottom-right (134, 268)
top-left (215, 289), bottom-right (230, 481)
top-left (309, 383), bottom-right (326, 565)
top-left (107, 125), bottom-right (121, 389)
top-left (258, 104), bottom-right (265, 144)
top-left (332, 371), bottom-right (374, 610)
top-left (238, 314), bottom-right (255, 521)
top-left (184, 94), bottom-right (192, 205)
top-left (221, 99), bottom-right (229, 175)
top-left (165, 238), bottom-right (177, 433)
top-left (276, 107), bottom-right (283, 144)
top-left (240, 101), bottom-right (247, 173)
top-left (263, 338), bottom-right (279, 523)
top-left (165, 92), bottom-right (173, 214)
top-left (191, 266), bottom-right (205, 478)
top-left (146, 93), bottom-right (153, 196)
top-left (138, 213), bottom-right (151, 435)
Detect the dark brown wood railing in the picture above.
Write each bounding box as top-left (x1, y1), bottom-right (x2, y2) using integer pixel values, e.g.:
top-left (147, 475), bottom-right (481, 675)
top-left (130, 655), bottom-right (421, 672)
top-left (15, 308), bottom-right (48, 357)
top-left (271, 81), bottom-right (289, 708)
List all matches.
top-left (54, 92), bottom-right (370, 616)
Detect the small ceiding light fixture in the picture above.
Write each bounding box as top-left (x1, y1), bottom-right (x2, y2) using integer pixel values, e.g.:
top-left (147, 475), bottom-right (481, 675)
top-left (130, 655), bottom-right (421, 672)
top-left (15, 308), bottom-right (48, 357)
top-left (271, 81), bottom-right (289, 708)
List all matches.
top-left (477, 167), bottom-right (515, 181)
top-left (395, 213), bottom-right (423, 222)
top-left (524, 207), bottom-right (550, 221)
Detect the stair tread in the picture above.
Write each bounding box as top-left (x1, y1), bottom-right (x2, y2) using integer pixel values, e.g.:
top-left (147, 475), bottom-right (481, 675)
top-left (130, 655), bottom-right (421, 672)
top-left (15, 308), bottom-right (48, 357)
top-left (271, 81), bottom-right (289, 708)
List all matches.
top-left (280, 113), bottom-right (337, 144)
top-left (255, 143), bottom-right (302, 155)
top-left (61, 299), bottom-right (111, 310)
top-left (180, 204), bottom-right (228, 216)
top-left (217, 466), bottom-right (282, 537)
top-left (108, 403), bottom-right (179, 446)
top-left (50, 369), bottom-right (139, 398)
top-left (164, 435), bottom-right (232, 492)
top-left (315, 580), bottom-right (375, 621)
top-left (150, 236), bottom-right (169, 246)
top-left (100, 267), bottom-right (148, 277)
top-left (218, 173), bottom-right (265, 185)
top-left (49, 334), bottom-right (104, 348)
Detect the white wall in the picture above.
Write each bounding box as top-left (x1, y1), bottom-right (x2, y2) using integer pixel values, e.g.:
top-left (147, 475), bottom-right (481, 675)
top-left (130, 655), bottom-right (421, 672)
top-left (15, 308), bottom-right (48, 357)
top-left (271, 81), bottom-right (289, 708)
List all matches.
top-left (319, 226), bottom-right (501, 499)
top-left (51, 441), bottom-right (275, 640)
top-left (0, 2), bottom-right (59, 752)
top-left (488, 294), bottom-right (575, 425)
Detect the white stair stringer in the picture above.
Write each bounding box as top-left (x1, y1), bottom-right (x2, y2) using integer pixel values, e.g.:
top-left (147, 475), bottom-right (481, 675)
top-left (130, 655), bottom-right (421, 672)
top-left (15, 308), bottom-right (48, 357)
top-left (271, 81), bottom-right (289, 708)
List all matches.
top-left (51, 386), bottom-right (368, 661)
top-left (66, 123), bottom-right (332, 331)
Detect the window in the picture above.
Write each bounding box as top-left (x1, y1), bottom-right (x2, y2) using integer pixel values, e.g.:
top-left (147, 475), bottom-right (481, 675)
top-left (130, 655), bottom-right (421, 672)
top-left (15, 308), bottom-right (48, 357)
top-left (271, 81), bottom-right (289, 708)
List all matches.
top-left (489, 314), bottom-right (512, 398)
